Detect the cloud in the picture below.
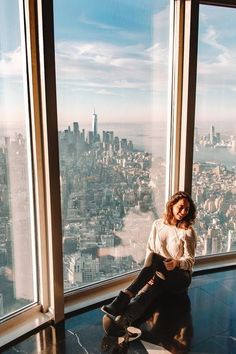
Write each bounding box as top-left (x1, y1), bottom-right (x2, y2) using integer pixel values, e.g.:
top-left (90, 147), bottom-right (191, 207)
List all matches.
top-left (0, 47), bottom-right (23, 78)
top-left (78, 13), bottom-right (147, 42)
top-left (146, 43), bottom-right (168, 64)
top-left (78, 14), bottom-right (120, 31)
top-left (197, 25), bottom-right (236, 93)
top-left (0, 5), bottom-right (170, 97)
top-left (96, 88), bottom-right (120, 96)
top-left (202, 25), bottom-right (229, 55)
top-left (55, 39), bottom-right (169, 93)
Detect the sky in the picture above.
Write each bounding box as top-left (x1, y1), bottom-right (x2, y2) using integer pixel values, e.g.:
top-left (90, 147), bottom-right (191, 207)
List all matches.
top-left (53, 0), bottom-right (170, 128)
top-left (0, 0), bottom-right (26, 133)
top-left (0, 1), bottom-right (236, 135)
top-left (196, 4), bottom-right (236, 131)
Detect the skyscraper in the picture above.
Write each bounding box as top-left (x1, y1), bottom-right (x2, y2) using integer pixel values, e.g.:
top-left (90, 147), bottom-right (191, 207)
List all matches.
top-left (92, 110), bottom-right (98, 140)
top-left (210, 124), bottom-right (215, 144)
top-left (73, 122), bottom-right (79, 134)
top-left (73, 122), bottom-right (79, 143)
top-left (8, 136), bottom-right (36, 301)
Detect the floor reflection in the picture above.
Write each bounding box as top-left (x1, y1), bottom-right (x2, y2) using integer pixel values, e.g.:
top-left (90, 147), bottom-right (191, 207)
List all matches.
top-left (2, 269), bottom-right (236, 353)
top-left (138, 292), bottom-right (193, 353)
top-left (101, 334), bottom-right (129, 354)
top-left (100, 292), bottom-right (193, 354)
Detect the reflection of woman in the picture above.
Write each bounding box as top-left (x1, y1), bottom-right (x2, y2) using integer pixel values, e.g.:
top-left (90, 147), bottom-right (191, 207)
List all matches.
top-left (140, 292), bottom-right (193, 353)
top-left (101, 191), bottom-right (197, 330)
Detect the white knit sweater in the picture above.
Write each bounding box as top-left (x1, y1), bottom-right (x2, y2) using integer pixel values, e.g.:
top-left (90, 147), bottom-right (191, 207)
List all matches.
top-left (145, 218), bottom-right (197, 271)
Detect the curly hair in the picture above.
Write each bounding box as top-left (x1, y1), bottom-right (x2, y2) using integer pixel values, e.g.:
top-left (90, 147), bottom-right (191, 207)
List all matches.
top-left (163, 191), bottom-right (196, 228)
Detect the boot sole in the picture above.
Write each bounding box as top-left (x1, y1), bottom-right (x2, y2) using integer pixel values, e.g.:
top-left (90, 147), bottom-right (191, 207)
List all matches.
top-left (127, 326), bottom-right (142, 342)
top-left (101, 305), bottom-right (117, 319)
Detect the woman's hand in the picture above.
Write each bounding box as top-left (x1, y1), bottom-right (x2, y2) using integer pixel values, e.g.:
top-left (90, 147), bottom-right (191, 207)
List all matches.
top-left (164, 258), bottom-right (179, 271)
top-left (148, 276), bottom-right (156, 285)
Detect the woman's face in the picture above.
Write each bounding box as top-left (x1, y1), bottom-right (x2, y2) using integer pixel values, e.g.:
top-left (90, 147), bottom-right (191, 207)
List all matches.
top-left (172, 198), bottom-right (190, 223)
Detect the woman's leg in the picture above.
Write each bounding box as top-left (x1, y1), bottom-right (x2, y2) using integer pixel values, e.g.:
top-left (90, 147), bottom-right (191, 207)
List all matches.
top-left (126, 253), bottom-right (167, 296)
top-left (102, 253), bottom-right (191, 317)
top-left (116, 268), bottom-right (191, 329)
top-left (101, 291), bottom-right (130, 317)
top-left (123, 278), bottom-right (165, 324)
top-left (163, 268), bottom-right (191, 293)
top-left (101, 253), bottom-right (166, 317)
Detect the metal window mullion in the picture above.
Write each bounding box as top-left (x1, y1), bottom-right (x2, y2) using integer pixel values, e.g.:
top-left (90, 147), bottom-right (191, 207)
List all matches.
top-left (168, 0), bottom-right (185, 196)
top-left (178, 0), bottom-right (199, 194)
top-left (23, 0), bottom-right (52, 315)
top-left (200, 0), bottom-right (236, 7)
top-left (36, 0), bottom-right (64, 323)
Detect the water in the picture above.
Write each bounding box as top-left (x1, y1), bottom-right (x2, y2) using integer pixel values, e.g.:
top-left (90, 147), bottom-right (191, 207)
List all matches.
top-left (194, 146), bottom-right (236, 170)
top-left (99, 122), bottom-right (168, 157)
top-left (80, 122), bottom-right (236, 170)
top-left (2, 121), bottom-right (236, 169)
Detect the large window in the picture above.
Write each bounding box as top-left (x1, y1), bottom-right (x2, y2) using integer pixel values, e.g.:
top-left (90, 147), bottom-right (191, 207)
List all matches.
top-left (54, 0), bottom-right (171, 291)
top-left (0, 1), bottom-right (37, 320)
top-left (2, 0), bottom-right (236, 347)
top-left (192, 4), bottom-right (236, 256)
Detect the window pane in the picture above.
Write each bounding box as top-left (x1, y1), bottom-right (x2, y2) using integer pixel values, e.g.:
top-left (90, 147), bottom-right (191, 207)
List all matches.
top-left (54, 0), bottom-right (171, 291)
top-left (0, 1), bottom-right (37, 318)
top-left (193, 5), bottom-right (236, 256)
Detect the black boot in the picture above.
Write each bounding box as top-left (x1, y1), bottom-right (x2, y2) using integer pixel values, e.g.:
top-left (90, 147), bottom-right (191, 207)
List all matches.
top-left (115, 314), bottom-right (130, 330)
top-left (101, 291), bottom-right (130, 317)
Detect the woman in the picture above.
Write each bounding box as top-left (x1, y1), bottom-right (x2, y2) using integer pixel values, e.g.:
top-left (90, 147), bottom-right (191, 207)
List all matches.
top-left (101, 191), bottom-right (197, 328)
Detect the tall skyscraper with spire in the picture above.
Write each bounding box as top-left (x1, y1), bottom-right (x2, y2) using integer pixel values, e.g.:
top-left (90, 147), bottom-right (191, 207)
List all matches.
top-left (92, 109), bottom-right (98, 140)
top-left (210, 124), bottom-right (215, 144)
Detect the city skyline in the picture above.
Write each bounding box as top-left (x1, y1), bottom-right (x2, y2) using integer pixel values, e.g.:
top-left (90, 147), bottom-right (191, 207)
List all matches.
top-left (1, 113), bottom-right (236, 165)
top-left (0, 105), bottom-right (235, 303)
top-left (2, 1), bottom-right (236, 130)
top-left (1, 0), bottom-right (236, 327)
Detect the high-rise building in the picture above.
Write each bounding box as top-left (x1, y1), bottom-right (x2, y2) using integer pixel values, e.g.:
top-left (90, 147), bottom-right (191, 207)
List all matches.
top-left (81, 129), bottom-right (85, 142)
top-left (216, 132), bottom-right (221, 143)
top-left (120, 138), bottom-right (128, 152)
top-left (204, 234), bottom-right (212, 255)
top-left (128, 140), bottom-right (133, 151)
top-left (92, 110), bottom-right (98, 140)
top-left (87, 131), bottom-right (94, 145)
top-left (227, 230), bottom-right (236, 252)
top-left (73, 122), bottom-right (79, 133)
top-left (73, 122), bottom-right (80, 143)
top-left (7, 136), bottom-right (35, 301)
top-left (210, 124), bottom-right (215, 144)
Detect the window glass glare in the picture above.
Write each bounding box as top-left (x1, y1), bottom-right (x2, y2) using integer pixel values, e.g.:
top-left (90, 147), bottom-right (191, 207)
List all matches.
top-left (0, 0), bottom-right (37, 319)
top-left (193, 5), bottom-right (236, 256)
top-left (54, 0), bottom-right (171, 291)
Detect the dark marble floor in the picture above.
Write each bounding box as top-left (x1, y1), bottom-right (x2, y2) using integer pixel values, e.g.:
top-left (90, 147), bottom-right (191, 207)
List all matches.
top-left (2, 267), bottom-right (236, 353)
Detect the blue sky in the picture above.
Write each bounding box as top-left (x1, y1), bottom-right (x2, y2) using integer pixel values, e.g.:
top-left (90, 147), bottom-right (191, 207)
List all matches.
top-left (0, 0), bottom-right (26, 134)
top-left (196, 4), bottom-right (236, 131)
top-left (1, 1), bottom-right (236, 134)
top-left (53, 0), bottom-right (170, 128)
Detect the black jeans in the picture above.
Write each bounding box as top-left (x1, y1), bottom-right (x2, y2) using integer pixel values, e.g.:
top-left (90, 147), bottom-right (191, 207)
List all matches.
top-left (124, 253), bottom-right (191, 323)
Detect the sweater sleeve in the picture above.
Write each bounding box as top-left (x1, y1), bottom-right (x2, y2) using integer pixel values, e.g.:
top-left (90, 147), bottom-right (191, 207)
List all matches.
top-left (179, 227), bottom-right (197, 271)
top-left (145, 220), bottom-right (161, 263)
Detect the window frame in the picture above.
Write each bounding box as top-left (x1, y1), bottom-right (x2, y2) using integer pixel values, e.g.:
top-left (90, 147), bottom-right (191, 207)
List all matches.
top-left (175, 0), bottom-right (236, 264)
top-left (1, 0), bottom-right (236, 349)
top-left (0, 0), bottom-right (54, 347)
top-left (53, 0), bottom-right (176, 297)
top-left (17, 0), bottom-right (64, 324)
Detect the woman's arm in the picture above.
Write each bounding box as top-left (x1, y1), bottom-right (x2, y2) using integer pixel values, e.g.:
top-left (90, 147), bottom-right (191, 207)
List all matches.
top-left (178, 227), bottom-right (197, 271)
top-left (145, 220), bottom-right (161, 262)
